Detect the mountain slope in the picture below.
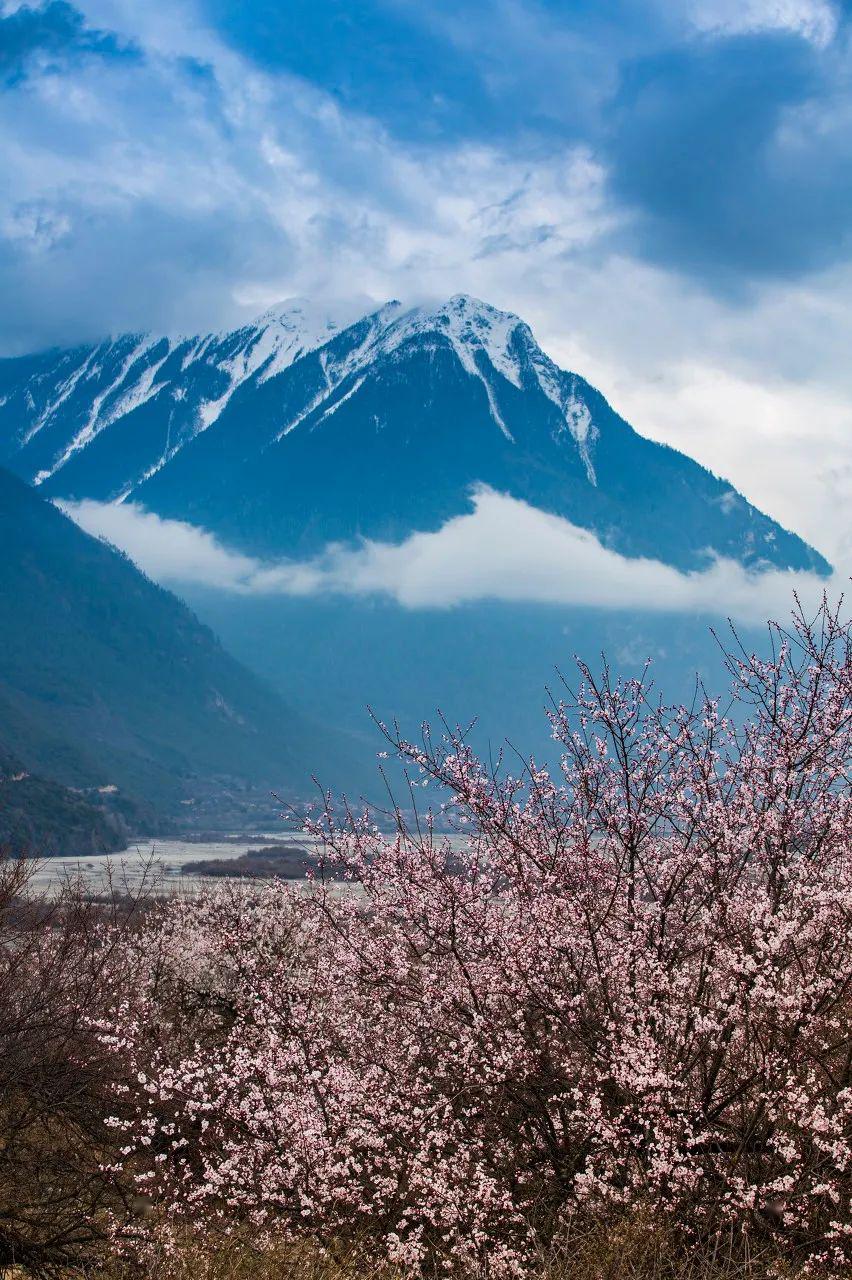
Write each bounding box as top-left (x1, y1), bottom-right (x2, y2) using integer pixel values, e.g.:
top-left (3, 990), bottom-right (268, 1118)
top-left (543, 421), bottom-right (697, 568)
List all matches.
top-left (0, 296), bottom-right (830, 575)
top-left (0, 745), bottom-right (128, 856)
top-left (0, 466), bottom-right (353, 817)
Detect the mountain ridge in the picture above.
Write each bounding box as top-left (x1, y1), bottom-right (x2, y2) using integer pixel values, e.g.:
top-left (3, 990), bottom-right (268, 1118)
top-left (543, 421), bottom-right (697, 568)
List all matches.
top-left (0, 465), bottom-right (362, 827)
top-left (0, 294), bottom-right (830, 576)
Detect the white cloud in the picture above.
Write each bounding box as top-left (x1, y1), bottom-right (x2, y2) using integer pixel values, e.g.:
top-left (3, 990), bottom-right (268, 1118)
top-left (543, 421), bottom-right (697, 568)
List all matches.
top-left (531, 257), bottom-right (852, 573)
top-left (3, 0), bottom-right (852, 582)
top-left (60, 490), bottom-right (838, 625)
top-left (0, 3), bottom-right (612, 346)
top-left (61, 498), bottom-right (260, 588)
top-left (687, 0), bottom-right (838, 46)
top-left (580, 355), bottom-right (852, 570)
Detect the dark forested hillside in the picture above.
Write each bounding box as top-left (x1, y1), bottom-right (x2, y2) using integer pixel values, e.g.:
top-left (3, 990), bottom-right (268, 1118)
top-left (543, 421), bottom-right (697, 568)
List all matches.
top-left (0, 467), bottom-right (355, 823)
top-left (0, 745), bottom-right (128, 856)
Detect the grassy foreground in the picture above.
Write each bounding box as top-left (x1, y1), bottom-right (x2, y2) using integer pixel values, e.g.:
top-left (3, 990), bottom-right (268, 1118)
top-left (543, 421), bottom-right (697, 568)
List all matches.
top-left (85, 1221), bottom-right (809, 1280)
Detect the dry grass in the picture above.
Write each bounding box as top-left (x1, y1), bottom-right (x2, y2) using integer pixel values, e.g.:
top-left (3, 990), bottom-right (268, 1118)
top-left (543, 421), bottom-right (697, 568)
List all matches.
top-left (89, 1234), bottom-right (393, 1280)
top-left (82, 1215), bottom-right (816, 1280)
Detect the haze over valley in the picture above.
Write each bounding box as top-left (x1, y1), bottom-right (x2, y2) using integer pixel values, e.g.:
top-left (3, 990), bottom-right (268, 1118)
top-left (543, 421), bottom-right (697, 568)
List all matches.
top-left (0, 291), bottom-right (839, 852)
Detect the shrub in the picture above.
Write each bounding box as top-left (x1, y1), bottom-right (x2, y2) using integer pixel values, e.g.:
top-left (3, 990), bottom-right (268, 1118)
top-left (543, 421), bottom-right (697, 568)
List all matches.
top-left (0, 857), bottom-right (146, 1275)
top-left (109, 598), bottom-right (852, 1276)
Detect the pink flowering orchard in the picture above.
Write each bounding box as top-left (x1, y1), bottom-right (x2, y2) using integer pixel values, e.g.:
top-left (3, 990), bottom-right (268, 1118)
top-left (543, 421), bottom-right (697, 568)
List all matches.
top-left (107, 598), bottom-right (852, 1275)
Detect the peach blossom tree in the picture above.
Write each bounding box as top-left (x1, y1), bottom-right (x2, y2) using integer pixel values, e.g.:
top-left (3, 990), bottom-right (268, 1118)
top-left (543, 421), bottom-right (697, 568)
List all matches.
top-left (109, 597), bottom-right (852, 1275)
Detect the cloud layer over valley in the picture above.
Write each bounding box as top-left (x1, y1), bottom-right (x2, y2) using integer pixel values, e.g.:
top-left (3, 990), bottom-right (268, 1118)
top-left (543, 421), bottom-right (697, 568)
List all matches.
top-left (61, 489), bottom-right (839, 625)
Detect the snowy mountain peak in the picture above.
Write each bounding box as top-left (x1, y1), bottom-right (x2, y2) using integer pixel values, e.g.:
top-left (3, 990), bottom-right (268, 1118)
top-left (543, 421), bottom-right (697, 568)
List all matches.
top-left (426, 292), bottom-right (521, 323)
top-left (188, 300), bottom-right (346, 434)
top-left (386, 295), bottom-right (525, 377)
top-left (240, 299), bottom-right (343, 382)
top-left (433, 292), bottom-right (523, 328)
top-left (250, 297), bottom-right (342, 343)
top-left (0, 293), bottom-right (831, 582)
top-left (363, 295), bottom-right (593, 458)
top-left (6, 291), bottom-right (603, 495)
top-left (432, 296), bottom-right (526, 383)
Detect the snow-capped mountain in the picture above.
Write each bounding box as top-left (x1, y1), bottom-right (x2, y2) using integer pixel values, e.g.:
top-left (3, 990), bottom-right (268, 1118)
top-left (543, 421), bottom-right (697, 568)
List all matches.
top-left (0, 298), bottom-right (346, 495)
top-left (0, 295), bottom-right (830, 575)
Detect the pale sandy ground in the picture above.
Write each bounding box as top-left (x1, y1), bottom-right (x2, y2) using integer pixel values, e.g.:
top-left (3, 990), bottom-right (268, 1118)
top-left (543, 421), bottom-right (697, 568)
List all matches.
top-left (26, 836), bottom-right (323, 896)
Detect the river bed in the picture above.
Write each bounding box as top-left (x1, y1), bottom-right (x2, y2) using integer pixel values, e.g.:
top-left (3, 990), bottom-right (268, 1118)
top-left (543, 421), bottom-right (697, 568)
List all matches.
top-left (27, 835), bottom-right (322, 896)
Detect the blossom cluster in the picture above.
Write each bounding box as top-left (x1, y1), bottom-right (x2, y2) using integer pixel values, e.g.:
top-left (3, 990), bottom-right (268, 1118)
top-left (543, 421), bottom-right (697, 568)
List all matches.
top-left (106, 599), bottom-right (852, 1274)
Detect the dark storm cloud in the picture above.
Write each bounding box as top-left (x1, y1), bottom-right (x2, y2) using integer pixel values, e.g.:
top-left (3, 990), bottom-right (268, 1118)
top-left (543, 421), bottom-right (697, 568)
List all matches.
top-left (0, 198), bottom-right (295, 353)
top-left (192, 0), bottom-right (852, 288)
top-left (1, 0), bottom-right (851, 351)
top-left (605, 30), bottom-right (852, 286)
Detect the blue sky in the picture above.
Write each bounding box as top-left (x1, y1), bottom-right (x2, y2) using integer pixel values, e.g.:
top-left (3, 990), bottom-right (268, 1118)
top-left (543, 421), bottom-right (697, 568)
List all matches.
top-left (2, 0), bottom-right (852, 565)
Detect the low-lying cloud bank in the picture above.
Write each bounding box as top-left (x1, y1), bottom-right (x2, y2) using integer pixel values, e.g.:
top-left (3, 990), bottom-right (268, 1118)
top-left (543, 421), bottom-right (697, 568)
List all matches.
top-left (60, 489), bottom-right (839, 625)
